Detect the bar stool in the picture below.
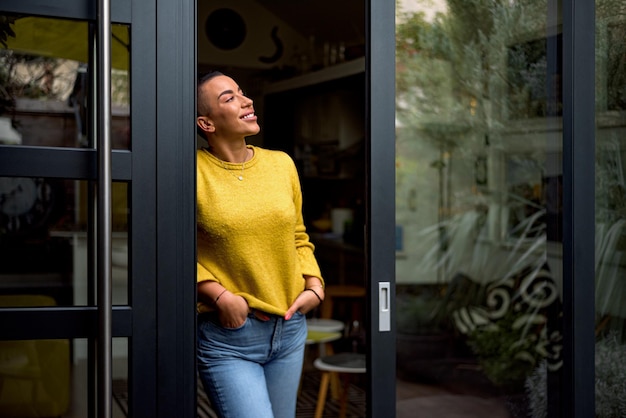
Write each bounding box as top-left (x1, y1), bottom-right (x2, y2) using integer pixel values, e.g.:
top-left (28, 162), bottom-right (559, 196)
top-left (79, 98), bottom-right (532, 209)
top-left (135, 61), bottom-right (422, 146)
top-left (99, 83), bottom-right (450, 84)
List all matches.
top-left (313, 353), bottom-right (366, 418)
top-left (300, 329), bottom-right (342, 397)
top-left (306, 330), bottom-right (342, 350)
top-left (318, 285), bottom-right (365, 400)
top-left (307, 318), bottom-right (345, 333)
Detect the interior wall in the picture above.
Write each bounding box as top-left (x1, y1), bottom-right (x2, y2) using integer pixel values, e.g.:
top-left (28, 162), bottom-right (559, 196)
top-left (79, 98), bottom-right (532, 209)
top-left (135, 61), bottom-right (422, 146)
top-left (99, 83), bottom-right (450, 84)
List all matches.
top-left (197, 0), bottom-right (308, 69)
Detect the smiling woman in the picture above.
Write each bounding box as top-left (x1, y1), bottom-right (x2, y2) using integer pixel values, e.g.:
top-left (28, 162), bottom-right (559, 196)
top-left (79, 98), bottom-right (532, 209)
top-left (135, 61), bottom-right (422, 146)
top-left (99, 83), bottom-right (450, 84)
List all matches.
top-left (195, 71), bottom-right (325, 418)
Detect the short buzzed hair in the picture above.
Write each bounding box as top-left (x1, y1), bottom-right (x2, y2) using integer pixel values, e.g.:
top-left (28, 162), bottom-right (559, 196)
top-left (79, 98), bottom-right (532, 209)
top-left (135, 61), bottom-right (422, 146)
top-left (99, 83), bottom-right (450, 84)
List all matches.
top-left (197, 71), bottom-right (224, 139)
top-left (197, 71), bottom-right (224, 116)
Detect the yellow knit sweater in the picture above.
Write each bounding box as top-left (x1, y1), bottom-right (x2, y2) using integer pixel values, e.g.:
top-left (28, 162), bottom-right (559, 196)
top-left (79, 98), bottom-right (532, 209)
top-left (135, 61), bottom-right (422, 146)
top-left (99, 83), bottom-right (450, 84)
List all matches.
top-left (196, 145), bottom-right (323, 316)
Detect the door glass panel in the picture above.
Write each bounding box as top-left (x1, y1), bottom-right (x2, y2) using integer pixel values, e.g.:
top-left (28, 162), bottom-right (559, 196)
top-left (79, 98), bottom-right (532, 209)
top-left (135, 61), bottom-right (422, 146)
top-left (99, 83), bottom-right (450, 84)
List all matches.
top-left (396, 2), bottom-right (563, 416)
top-left (0, 314), bottom-right (128, 417)
top-left (0, 14), bottom-right (130, 150)
top-left (71, 337), bottom-right (128, 417)
top-left (0, 13), bottom-right (131, 307)
top-left (595, 2), bottom-right (626, 417)
top-left (0, 178), bottom-right (129, 307)
top-left (0, 337), bottom-right (126, 418)
top-left (0, 338), bottom-right (72, 417)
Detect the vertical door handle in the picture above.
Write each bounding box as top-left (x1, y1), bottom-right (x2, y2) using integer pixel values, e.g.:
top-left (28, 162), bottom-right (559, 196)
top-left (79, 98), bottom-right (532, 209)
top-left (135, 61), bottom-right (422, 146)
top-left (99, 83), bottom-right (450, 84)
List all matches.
top-left (96, 0), bottom-right (113, 415)
top-left (379, 282), bottom-right (391, 332)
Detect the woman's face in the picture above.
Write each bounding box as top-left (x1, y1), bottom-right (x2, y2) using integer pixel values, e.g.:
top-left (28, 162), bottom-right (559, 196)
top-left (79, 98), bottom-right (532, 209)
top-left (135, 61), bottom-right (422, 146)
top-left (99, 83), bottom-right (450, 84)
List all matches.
top-left (199, 75), bottom-right (260, 139)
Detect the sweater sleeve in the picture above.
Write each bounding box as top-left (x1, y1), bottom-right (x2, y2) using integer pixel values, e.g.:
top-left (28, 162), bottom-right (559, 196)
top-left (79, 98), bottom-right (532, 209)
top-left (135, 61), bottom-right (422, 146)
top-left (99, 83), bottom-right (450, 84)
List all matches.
top-left (196, 226), bottom-right (219, 284)
top-left (197, 262), bottom-right (217, 283)
top-left (289, 156), bottom-right (324, 283)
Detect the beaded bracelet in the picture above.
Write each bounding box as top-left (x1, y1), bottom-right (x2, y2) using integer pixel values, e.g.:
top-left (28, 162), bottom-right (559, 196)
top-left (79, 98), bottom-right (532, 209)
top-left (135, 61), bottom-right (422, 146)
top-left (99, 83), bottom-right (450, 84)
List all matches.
top-left (304, 288), bottom-right (323, 302)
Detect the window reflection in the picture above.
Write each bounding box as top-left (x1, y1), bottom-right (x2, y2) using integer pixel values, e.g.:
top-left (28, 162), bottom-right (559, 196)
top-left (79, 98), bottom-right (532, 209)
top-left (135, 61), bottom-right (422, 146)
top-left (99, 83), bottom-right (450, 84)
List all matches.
top-left (595, 1), bottom-right (626, 417)
top-left (0, 14), bottom-right (129, 149)
top-left (396, 1), bottom-right (562, 416)
top-left (0, 178), bottom-right (129, 307)
top-left (0, 335), bottom-right (130, 417)
top-left (0, 13), bottom-right (131, 309)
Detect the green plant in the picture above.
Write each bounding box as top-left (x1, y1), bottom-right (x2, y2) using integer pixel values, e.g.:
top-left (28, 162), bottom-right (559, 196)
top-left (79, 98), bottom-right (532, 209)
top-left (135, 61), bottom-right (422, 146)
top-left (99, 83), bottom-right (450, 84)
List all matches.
top-left (595, 333), bottom-right (626, 417)
top-left (0, 15), bottom-right (17, 117)
top-left (396, 290), bottom-right (452, 335)
top-left (525, 359), bottom-right (547, 418)
top-left (525, 332), bottom-right (626, 417)
top-left (0, 15), bottom-right (17, 48)
top-left (467, 309), bottom-right (544, 391)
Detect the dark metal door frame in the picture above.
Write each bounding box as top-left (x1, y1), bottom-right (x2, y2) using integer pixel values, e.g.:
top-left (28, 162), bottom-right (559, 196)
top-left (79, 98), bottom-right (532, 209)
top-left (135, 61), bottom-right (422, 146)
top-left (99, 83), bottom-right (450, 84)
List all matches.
top-left (561, 0), bottom-right (596, 416)
top-left (0, 0), bottom-right (197, 416)
top-left (366, 0), bottom-right (396, 417)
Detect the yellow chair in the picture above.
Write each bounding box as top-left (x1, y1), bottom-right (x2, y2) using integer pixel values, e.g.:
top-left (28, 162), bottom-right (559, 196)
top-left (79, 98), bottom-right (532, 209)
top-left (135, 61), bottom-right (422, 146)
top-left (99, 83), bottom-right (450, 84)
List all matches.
top-left (0, 295), bottom-right (70, 417)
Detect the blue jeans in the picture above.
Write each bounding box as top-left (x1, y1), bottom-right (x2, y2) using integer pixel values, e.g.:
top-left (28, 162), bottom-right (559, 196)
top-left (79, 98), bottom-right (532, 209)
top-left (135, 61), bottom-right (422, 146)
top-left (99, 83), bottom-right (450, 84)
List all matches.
top-left (197, 311), bottom-right (307, 418)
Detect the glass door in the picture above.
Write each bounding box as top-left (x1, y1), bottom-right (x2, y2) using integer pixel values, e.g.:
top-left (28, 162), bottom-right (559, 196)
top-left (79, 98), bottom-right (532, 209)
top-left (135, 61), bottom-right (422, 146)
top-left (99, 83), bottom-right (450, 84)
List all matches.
top-left (595, 1), bottom-right (626, 416)
top-left (395, 1), bottom-right (566, 416)
top-left (0, 0), bottom-right (197, 417)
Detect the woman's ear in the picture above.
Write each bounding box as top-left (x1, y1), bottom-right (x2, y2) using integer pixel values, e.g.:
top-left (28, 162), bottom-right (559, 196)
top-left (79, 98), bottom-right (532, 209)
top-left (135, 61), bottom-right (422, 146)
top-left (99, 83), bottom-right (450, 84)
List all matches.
top-left (197, 116), bottom-right (214, 133)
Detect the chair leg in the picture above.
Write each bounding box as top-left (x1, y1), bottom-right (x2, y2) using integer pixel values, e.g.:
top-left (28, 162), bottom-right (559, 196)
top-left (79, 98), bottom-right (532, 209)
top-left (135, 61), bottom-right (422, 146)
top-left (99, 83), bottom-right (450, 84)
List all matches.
top-left (330, 371), bottom-right (341, 400)
top-left (314, 372), bottom-right (331, 418)
top-left (338, 374), bottom-right (352, 418)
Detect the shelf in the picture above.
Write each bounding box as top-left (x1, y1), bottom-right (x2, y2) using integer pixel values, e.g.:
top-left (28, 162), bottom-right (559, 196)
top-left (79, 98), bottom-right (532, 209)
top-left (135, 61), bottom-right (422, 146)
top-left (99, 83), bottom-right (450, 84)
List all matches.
top-left (264, 57), bottom-right (365, 94)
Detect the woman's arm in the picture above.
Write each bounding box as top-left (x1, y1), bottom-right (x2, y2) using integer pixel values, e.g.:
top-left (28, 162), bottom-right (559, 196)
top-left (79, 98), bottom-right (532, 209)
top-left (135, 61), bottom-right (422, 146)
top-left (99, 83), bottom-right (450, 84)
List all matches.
top-left (197, 281), bottom-right (249, 328)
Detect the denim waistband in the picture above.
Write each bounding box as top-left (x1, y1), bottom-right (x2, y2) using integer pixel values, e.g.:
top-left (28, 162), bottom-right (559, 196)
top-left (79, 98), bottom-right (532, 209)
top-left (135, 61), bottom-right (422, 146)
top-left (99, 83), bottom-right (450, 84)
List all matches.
top-left (198, 308), bottom-right (277, 324)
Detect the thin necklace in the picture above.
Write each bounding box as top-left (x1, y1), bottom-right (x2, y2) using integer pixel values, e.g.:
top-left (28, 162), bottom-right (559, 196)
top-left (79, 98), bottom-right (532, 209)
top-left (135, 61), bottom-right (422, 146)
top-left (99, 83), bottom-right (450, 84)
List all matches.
top-left (207, 146), bottom-right (248, 181)
top-left (221, 160), bottom-right (245, 181)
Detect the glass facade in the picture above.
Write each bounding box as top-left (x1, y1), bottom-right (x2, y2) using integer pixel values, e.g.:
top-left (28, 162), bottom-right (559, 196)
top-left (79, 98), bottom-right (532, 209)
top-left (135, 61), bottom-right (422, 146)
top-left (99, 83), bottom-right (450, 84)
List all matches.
top-left (396, 1), bottom-right (564, 416)
top-left (595, 1), bottom-right (626, 416)
top-left (0, 14), bottom-right (130, 309)
top-left (0, 14), bottom-right (130, 416)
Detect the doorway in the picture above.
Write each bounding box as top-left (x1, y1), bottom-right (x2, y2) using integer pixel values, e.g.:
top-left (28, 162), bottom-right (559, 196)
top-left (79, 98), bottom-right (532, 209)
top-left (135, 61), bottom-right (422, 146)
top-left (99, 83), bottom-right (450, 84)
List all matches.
top-left (196, 1), bottom-right (368, 416)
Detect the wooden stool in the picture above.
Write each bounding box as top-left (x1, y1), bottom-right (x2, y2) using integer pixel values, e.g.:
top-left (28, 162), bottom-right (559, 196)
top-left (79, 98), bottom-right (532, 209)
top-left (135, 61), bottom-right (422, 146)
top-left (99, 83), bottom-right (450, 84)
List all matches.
top-left (301, 330), bottom-right (343, 396)
top-left (306, 329), bottom-right (343, 356)
top-left (318, 285), bottom-right (365, 400)
top-left (313, 353), bottom-right (366, 418)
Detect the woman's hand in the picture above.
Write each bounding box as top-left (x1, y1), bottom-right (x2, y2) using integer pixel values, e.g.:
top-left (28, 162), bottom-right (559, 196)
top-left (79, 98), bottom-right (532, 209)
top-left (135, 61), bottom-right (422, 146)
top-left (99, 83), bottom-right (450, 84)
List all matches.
top-left (215, 291), bottom-right (249, 328)
top-left (198, 281), bottom-right (249, 328)
top-left (285, 276), bottom-right (325, 320)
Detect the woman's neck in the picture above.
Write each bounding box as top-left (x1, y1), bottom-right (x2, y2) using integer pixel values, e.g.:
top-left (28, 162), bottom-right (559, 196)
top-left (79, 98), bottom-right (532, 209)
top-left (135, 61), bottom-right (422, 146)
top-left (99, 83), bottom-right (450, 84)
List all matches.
top-left (207, 141), bottom-right (250, 163)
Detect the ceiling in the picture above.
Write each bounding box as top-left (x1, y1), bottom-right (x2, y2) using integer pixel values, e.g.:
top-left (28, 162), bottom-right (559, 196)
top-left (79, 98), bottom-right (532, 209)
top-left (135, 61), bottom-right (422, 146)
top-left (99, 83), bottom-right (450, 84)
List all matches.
top-left (255, 0), bottom-right (365, 46)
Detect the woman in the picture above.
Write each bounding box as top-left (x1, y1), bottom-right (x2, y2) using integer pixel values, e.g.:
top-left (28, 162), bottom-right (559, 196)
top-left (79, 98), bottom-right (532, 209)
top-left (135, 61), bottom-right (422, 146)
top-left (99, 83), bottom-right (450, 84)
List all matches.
top-left (195, 71), bottom-right (325, 418)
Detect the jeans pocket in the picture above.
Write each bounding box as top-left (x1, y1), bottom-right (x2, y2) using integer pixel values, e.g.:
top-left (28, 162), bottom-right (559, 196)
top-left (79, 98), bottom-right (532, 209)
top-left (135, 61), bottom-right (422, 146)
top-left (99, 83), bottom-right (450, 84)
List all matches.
top-left (200, 314), bottom-right (250, 332)
top-left (220, 316), bottom-right (250, 331)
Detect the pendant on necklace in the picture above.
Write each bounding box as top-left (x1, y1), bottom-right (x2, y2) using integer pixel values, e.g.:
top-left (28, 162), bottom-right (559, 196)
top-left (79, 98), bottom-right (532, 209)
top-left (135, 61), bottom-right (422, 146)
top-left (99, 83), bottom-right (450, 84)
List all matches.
top-left (237, 176), bottom-right (243, 181)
